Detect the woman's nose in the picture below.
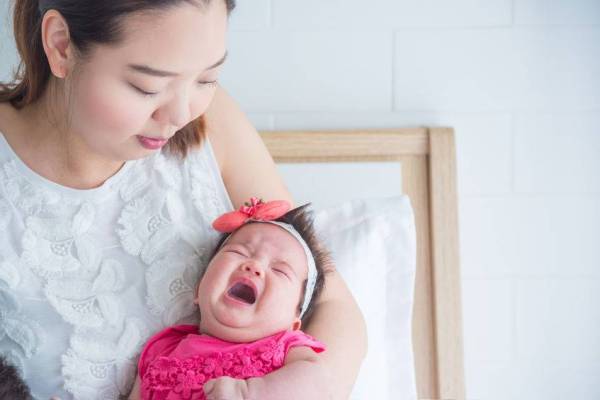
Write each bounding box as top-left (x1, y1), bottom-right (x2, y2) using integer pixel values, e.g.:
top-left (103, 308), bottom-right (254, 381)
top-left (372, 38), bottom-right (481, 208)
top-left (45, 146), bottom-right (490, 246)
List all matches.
top-left (242, 261), bottom-right (264, 277)
top-left (153, 94), bottom-right (191, 130)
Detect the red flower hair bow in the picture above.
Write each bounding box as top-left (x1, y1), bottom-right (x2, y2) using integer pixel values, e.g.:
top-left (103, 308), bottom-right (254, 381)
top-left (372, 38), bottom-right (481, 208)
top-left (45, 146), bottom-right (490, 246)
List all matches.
top-left (212, 197), bottom-right (291, 233)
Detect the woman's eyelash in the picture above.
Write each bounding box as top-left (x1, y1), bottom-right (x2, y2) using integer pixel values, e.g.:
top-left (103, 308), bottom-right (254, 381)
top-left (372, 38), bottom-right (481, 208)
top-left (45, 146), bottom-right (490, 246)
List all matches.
top-left (198, 80), bottom-right (218, 88)
top-left (130, 83), bottom-right (157, 97)
top-left (130, 80), bottom-right (217, 98)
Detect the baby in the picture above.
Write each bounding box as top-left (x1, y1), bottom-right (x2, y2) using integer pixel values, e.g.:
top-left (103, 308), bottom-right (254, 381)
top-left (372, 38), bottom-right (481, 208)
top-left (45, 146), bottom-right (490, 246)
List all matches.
top-left (129, 198), bottom-right (329, 400)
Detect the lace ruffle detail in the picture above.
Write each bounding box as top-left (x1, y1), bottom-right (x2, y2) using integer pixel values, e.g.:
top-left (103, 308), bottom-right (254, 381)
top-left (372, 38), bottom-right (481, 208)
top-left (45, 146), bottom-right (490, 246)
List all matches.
top-left (0, 160), bottom-right (62, 216)
top-left (188, 150), bottom-right (226, 228)
top-left (0, 289), bottom-right (44, 361)
top-left (145, 255), bottom-right (201, 326)
top-left (45, 260), bottom-right (126, 328)
top-left (21, 202), bottom-right (100, 281)
top-left (143, 338), bottom-right (286, 399)
top-left (117, 191), bottom-right (180, 265)
top-left (62, 318), bottom-right (148, 399)
top-left (0, 143), bottom-right (229, 399)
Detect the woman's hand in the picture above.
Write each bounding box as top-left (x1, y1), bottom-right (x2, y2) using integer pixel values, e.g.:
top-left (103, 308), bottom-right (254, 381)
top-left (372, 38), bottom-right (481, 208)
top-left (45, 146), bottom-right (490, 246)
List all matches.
top-left (203, 376), bottom-right (251, 400)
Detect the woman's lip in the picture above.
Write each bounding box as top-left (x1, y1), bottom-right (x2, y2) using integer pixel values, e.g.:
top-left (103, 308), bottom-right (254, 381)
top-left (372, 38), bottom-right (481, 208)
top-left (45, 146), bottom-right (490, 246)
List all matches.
top-left (137, 135), bottom-right (168, 150)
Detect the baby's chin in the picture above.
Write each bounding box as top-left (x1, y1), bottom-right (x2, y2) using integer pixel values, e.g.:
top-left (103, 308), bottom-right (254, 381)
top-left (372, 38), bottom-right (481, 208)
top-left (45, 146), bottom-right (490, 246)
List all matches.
top-left (199, 317), bottom-right (284, 343)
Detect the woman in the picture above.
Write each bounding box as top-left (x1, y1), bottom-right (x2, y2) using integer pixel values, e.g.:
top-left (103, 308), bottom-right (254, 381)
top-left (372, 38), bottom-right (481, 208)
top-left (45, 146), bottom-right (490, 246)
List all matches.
top-left (0, 0), bottom-right (366, 399)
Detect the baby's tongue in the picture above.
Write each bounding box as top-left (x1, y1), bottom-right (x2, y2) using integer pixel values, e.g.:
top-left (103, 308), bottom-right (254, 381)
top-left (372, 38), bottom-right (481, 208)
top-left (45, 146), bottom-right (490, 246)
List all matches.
top-left (228, 282), bottom-right (256, 304)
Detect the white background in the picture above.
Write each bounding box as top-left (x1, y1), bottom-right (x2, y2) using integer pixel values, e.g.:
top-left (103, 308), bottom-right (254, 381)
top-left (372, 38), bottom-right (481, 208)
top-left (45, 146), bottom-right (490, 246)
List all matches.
top-left (1, 1), bottom-right (599, 399)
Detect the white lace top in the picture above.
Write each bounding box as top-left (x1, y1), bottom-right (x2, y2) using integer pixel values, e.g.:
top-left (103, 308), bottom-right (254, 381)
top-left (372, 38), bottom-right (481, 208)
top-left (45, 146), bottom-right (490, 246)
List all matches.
top-left (0, 132), bottom-right (233, 400)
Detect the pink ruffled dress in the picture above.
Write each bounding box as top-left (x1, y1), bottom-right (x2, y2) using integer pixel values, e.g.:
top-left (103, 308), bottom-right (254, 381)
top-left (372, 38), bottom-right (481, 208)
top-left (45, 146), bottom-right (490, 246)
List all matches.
top-left (138, 325), bottom-right (325, 400)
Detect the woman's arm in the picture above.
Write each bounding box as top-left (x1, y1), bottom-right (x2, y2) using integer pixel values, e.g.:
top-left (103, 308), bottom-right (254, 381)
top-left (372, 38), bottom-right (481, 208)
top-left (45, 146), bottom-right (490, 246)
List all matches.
top-left (206, 86), bottom-right (292, 207)
top-left (205, 86), bottom-right (368, 399)
top-left (302, 270), bottom-right (368, 398)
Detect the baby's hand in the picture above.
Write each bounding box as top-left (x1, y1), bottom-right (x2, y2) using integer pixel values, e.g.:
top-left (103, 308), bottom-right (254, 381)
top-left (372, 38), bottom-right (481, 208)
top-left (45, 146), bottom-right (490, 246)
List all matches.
top-left (203, 376), bottom-right (251, 400)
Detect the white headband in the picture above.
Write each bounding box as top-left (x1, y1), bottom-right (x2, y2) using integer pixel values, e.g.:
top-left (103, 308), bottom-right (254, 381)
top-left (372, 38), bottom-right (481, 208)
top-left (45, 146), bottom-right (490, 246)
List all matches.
top-left (220, 220), bottom-right (318, 319)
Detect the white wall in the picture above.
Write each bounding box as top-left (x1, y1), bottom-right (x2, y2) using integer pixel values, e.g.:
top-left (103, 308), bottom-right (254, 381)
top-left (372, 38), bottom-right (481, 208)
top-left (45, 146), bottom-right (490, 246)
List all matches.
top-left (1, 1), bottom-right (599, 399)
top-left (222, 3), bottom-right (600, 399)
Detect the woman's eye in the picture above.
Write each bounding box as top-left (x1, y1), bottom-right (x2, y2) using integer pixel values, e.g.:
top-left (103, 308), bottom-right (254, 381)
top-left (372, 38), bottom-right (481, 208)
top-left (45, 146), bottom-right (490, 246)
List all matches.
top-left (129, 83), bottom-right (158, 97)
top-left (198, 80), bottom-right (218, 88)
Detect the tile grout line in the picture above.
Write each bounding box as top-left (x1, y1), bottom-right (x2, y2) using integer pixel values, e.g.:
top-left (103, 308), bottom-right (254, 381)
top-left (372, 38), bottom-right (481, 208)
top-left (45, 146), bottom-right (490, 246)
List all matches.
top-left (511, 278), bottom-right (519, 362)
top-left (511, 0), bottom-right (516, 26)
top-left (509, 112), bottom-right (517, 194)
top-left (267, 0), bottom-right (273, 29)
top-left (391, 32), bottom-right (396, 111)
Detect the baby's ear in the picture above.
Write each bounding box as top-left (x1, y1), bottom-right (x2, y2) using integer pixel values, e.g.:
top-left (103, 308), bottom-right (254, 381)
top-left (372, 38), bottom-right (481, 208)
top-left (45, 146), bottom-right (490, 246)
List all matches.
top-left (291, 318), bottom-right (302, 331)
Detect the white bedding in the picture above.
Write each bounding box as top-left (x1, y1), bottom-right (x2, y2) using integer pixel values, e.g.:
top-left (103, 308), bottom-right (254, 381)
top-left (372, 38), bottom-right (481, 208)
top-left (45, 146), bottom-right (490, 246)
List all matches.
top-left (314, 195), bottom-right (417, 400)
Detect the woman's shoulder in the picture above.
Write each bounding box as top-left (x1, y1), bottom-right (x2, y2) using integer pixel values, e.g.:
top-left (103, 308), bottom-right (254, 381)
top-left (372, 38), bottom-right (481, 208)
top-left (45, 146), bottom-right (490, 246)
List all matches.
top-left (203, 87), bottom-right (292, 207)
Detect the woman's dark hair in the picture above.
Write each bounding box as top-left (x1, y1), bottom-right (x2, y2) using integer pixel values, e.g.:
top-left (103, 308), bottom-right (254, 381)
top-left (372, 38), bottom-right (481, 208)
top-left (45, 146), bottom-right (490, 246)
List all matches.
top-left (0, 0), bottom-right (236, 157)
top-left (206, 204), bottom-right (332, 326)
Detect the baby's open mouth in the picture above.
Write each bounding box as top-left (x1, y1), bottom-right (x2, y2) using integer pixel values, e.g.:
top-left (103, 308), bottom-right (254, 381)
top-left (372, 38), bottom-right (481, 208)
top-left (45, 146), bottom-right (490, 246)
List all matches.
top-left (227, 282), bottom-right (256, 304)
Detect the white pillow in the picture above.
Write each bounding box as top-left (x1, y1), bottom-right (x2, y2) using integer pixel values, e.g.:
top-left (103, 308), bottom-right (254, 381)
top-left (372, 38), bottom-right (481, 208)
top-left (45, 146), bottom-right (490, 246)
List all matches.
top-left (314, 195), bottom-right (417, 400)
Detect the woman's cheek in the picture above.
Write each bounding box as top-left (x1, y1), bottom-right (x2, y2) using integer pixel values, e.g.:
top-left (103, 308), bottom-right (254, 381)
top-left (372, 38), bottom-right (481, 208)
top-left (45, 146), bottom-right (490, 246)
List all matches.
top-left (191, 87), bottom-right (218, 119)
top-left (76, 76), bottom-right (151, 139)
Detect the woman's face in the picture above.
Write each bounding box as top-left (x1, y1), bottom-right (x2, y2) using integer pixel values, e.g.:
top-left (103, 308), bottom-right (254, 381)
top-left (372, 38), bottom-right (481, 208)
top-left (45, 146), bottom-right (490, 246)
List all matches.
top-left (196, 223), bottom-right (308, 343)
top-left (65, 2), bottom-right (228, 161)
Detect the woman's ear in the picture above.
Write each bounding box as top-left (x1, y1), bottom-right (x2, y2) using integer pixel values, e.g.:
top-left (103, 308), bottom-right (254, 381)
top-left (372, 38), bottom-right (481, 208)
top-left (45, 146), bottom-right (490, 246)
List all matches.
top-left (41, 10), bottom-right (74, 79)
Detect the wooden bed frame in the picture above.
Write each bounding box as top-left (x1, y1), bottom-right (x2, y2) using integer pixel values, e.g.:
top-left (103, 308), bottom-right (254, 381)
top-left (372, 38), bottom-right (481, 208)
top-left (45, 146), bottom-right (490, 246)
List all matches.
top-left (260, 128), bottom-right (466, 400)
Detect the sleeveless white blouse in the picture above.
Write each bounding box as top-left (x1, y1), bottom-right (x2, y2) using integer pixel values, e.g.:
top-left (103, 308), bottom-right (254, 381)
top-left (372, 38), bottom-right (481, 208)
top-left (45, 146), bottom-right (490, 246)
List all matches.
top-left (0, 132), bottom-right (233, 399)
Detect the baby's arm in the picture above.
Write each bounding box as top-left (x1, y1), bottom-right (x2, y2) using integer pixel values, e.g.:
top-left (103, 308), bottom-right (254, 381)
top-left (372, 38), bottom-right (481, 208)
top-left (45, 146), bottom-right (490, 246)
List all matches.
top-left (127, 375), bottom-right (142, 400)
top-left (203, 347), bottom-right (329, 400)
top-left (245, 346), bottom-right (331, 400)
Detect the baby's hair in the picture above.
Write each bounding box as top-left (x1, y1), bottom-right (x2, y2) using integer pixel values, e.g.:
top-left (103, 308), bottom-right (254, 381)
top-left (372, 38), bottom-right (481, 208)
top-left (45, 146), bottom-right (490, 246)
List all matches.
top-left (0, 357), bottom-right (33, 400)
top-left (273, 204), bottom-right (330, 324)
top-left (205, 204), bottom-right (331, 325)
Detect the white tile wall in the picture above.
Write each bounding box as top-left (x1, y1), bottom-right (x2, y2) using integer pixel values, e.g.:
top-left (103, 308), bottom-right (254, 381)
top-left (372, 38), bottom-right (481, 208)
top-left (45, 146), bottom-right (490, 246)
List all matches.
top-left (0, 2), bottom-right (17, 81)
top-left (515, 0), bottom-right (600, 26)
top-left (460, 196), bottom-right (600, 278)
top-left (228, 0), bottom-right (271, 30)
top-left (394, 28), bottom-right (600, 111)
top-left (220, 31), bottom-right (393, 112)
top-left (1, 1), bottom-right (599, 399)
top-left (272, 0), bottom-right (513, 29)
top-left (462, 279), bottom-right (515, 363)
top-left (514, 112), bottom-right (600, 194)
top-left (516, 279), bottom-right (600, 362)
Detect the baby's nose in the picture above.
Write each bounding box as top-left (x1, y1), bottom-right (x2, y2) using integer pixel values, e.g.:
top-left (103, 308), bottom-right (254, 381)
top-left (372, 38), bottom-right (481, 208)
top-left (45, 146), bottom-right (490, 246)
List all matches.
top-left (242, 261), bottom-right (263, 277)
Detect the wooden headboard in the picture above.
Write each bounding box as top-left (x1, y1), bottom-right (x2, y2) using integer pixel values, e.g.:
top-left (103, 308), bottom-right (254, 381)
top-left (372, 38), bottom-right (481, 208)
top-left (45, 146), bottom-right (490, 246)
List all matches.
top-left (260, 127), bottom-right (466, 400)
